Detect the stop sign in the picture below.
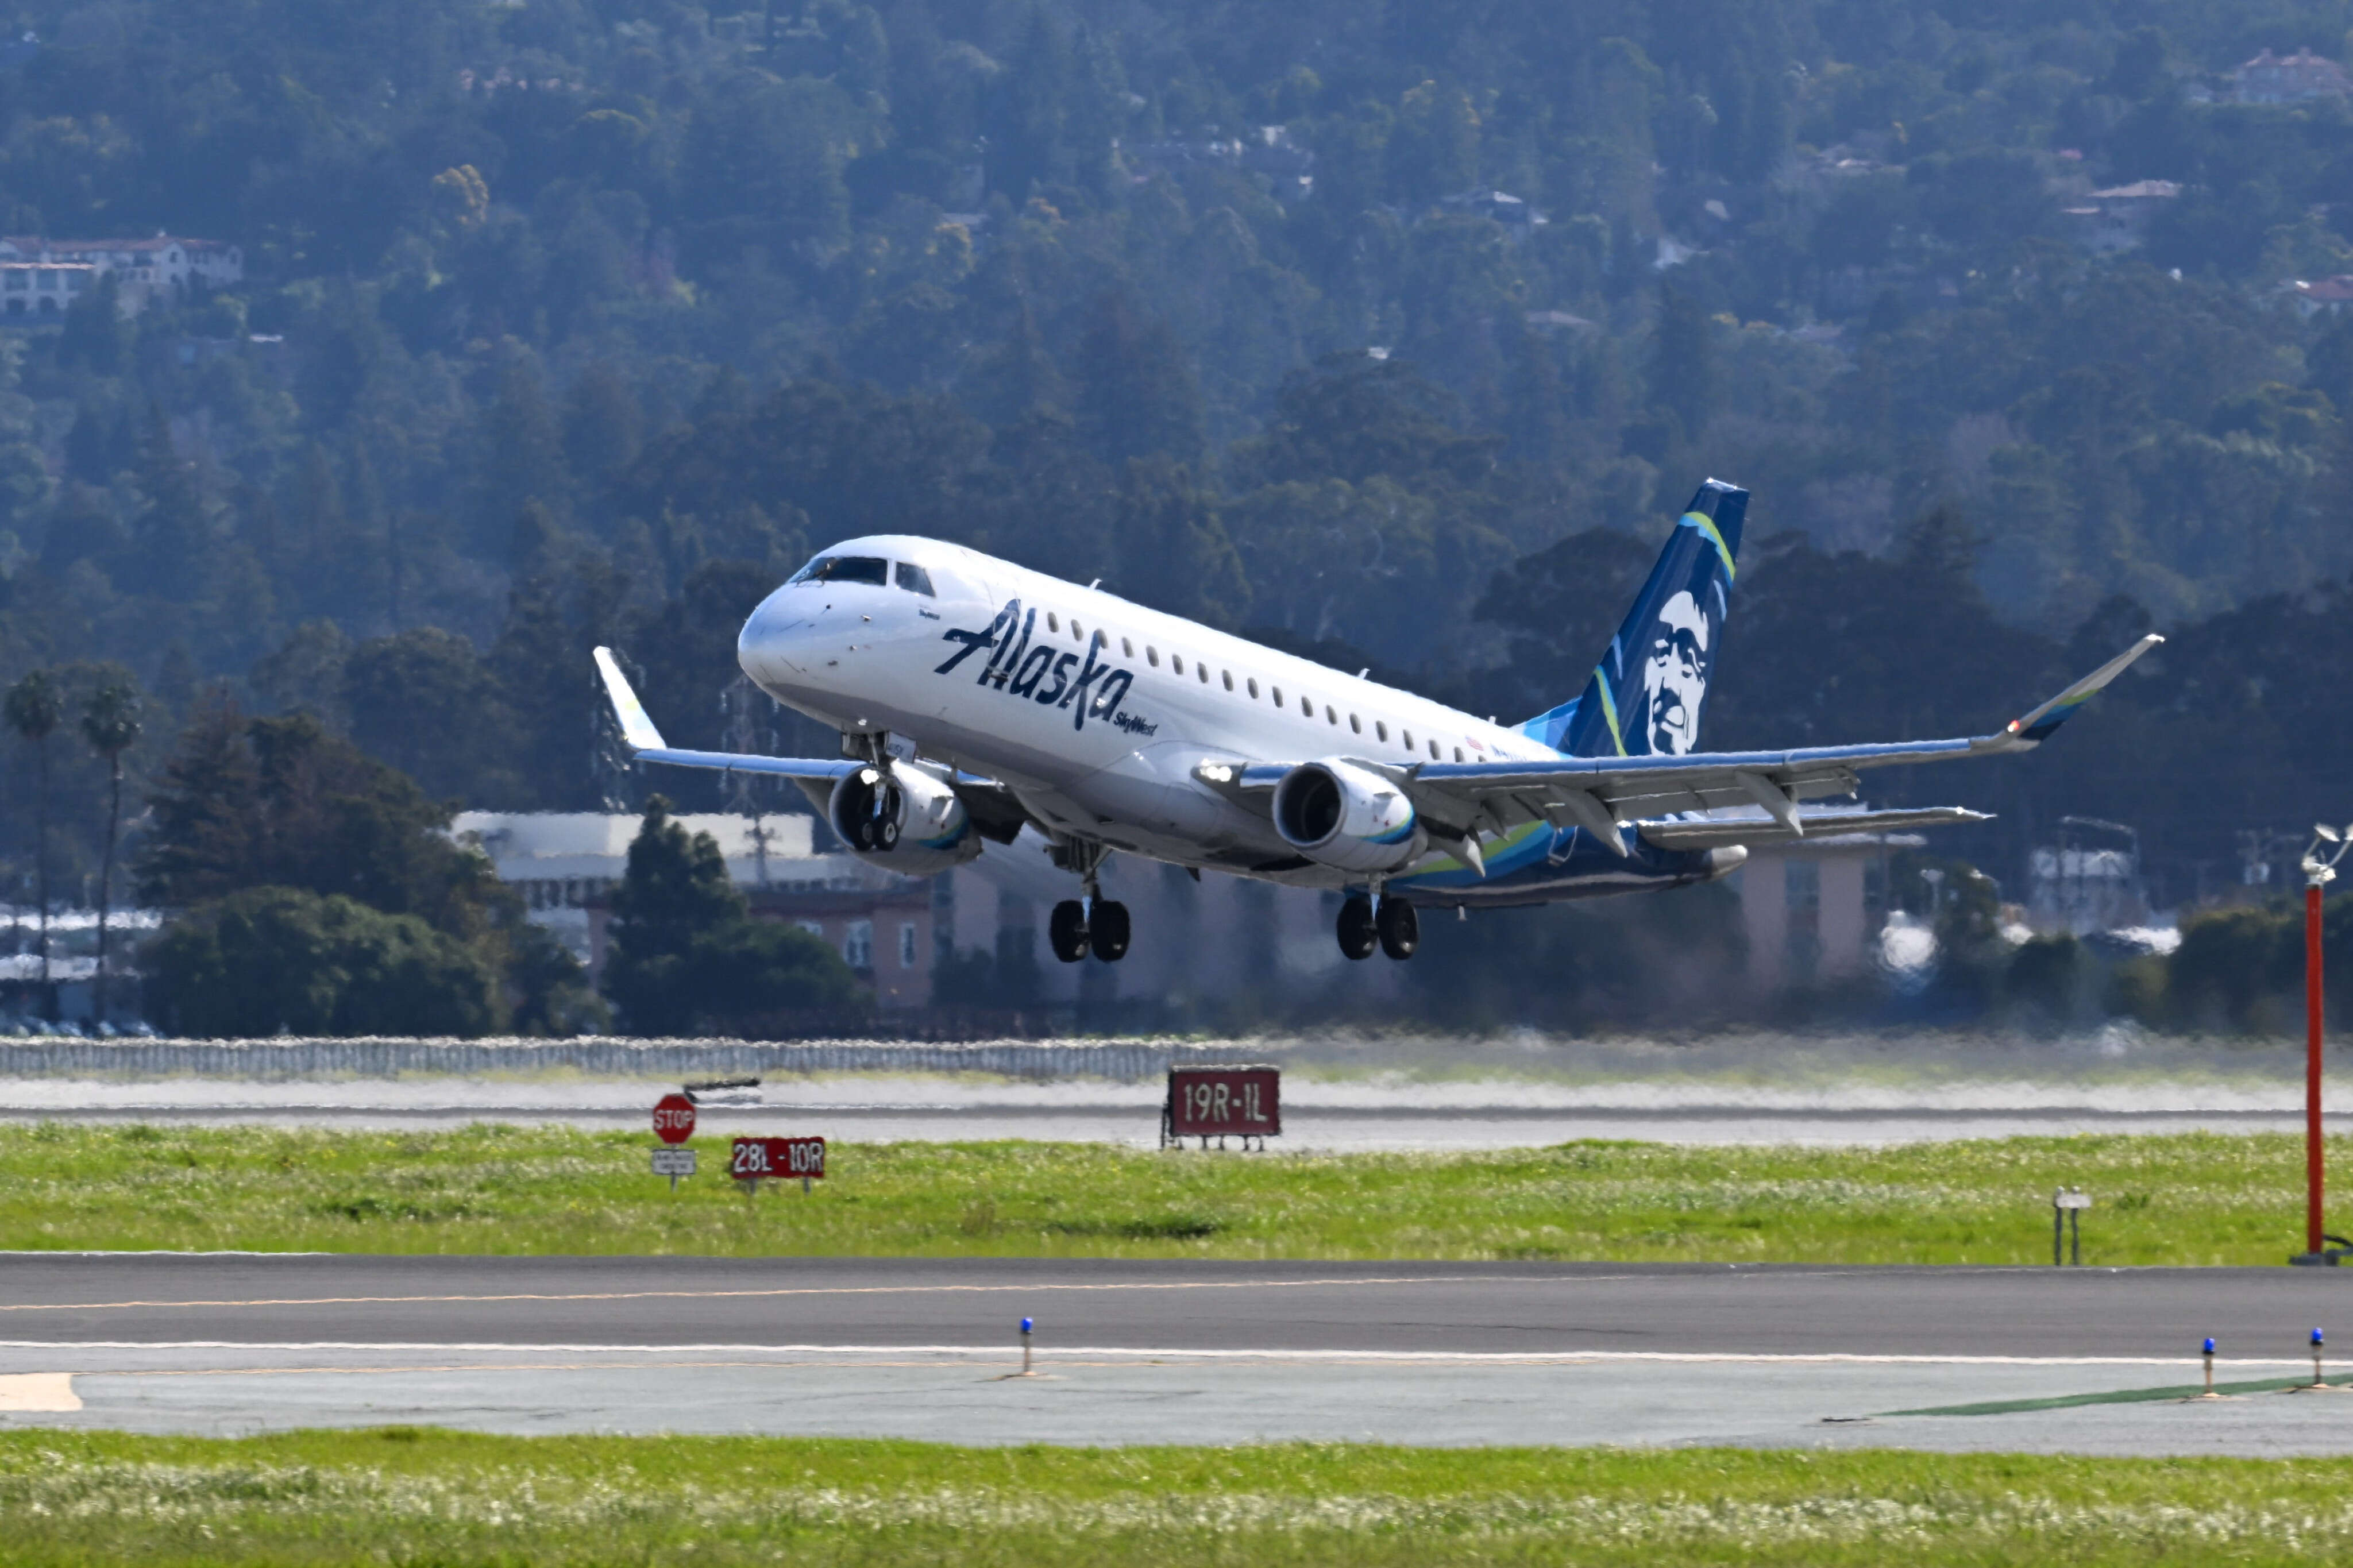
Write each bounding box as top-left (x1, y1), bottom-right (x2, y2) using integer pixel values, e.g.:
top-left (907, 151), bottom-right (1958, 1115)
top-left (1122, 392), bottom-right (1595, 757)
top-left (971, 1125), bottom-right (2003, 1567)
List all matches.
top-left (651, 1092), bottom-right (696, 1145)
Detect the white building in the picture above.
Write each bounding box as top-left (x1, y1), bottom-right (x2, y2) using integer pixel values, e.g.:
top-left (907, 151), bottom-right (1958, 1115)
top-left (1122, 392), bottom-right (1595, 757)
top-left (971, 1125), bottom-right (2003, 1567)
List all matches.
top-left (0, 233), bottom-right (243, 315)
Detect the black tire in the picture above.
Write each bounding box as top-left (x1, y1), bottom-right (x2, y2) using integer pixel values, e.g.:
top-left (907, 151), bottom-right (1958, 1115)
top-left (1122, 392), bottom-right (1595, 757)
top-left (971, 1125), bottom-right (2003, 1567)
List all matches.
top-left (1336, 896), bottom-right (1378, 961)
top-left (1089, 900), bottom-right (1131, 962)
top-left (1048, 899), bottom-right (1090, 963)
top-left (877, 817), bottom-right (900, 849)
top-left (1376, 896), bottom-right (1419, 960)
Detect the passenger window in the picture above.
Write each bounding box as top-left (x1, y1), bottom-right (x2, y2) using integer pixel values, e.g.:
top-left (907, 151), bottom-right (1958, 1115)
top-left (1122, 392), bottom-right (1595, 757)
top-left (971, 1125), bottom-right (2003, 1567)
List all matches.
top-left (1300, 694), bottom-right (1313, 716)
top-left (1271, 686), bottom-right (1283, 706)
top-left (1248, 679), bottom-right (1260, 700)
top-left (1349, 715), bottom-right (1361, 734)
top-left (1170, 654), bottom-right (1183, 674)
top-left (1428, 739), bottom-right (1440, 759)
top-left (1072, 621), bottom-right (1083, 641)
top-left (1375, 721), bottom-right (1388, 742)
top-left (1047, 612), bottom-right (1060, 634)
top-left (1122, 638), bottom-right (1134, 658)
top-left (893, 562), bottom-right (936, 596)
top-left (1454, 747), bottom-right (1465, 762)
top-left (1223, 671), bottom-right (1234, 691)
top-left (1327, 705), bottom-right (1339, 725)
top-left (1402, 728), bottom-right (1413, 750)
top-left (1198, 663), bottom-right (1210, 683)
top-left (788, 554), bottom-right (888, 586)
top-left (1147, 647), bottom-right (1160, 667)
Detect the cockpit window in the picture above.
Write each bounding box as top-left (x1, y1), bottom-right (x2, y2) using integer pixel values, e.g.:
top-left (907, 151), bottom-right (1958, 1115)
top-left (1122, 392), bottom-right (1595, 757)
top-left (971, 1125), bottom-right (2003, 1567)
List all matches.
top-left (788, 554), bottom-right (889, 587)
top-left (894, 562), bottom-right (936, 596)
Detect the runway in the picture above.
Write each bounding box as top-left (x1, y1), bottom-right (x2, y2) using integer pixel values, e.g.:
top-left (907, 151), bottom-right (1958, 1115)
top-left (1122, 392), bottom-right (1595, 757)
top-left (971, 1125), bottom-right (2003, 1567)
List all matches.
top-left (4, 1255), bottom-right (2353, 1454)
top-left (2, 1072), bottom-right (2344, 1147)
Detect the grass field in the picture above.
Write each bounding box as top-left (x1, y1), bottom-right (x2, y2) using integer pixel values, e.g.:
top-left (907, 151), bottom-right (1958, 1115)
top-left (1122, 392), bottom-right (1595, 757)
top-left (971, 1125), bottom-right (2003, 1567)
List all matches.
top-left (7, 1428), bottom-right (2353, 1565)
top-left (0, 1122), bottom-right (2331, 1264)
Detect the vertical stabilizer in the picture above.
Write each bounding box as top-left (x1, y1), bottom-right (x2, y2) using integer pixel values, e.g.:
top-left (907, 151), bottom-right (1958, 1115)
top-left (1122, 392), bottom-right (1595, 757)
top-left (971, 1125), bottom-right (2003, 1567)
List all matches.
top-left (1517, 479), bottom-right (1747, 757)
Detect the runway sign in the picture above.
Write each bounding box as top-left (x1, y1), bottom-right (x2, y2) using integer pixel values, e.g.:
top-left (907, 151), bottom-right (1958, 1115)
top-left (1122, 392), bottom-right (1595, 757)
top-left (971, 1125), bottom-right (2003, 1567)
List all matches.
top-left (650, 1148), bottom-right (696, 1177)
top-left (652, 1092), bottom-right (697, 1144)
top-left (733, 1135), bottom-right (825, 1181)
top-left (1165, 1066), bottom-right (1280, 1145)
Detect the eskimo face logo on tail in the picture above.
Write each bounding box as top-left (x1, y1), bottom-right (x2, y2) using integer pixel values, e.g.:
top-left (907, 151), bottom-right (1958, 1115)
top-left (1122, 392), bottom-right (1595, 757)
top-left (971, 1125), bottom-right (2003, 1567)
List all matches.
top-left (931, 598), bottom-right (1137, 732)
top-left (1637, 590), bottom-right (1710, 755)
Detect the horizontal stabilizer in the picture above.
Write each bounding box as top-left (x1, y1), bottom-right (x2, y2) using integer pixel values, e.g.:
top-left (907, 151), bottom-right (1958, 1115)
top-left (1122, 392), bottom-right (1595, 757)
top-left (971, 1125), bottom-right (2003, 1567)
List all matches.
top-left (1636, 805), bottom-right (1992, 851)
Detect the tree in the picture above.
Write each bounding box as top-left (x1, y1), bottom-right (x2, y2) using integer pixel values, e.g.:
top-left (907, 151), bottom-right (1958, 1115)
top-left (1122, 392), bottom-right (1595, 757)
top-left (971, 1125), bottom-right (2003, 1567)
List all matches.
top-left (144, 887), bottom-right (499, 1038)
top-left (603, 795), bottom-right (862, 1034)
top-left (3, 670), bottom-right (61, 1002)
top-left (80, 680), bottom-right (141, 1024)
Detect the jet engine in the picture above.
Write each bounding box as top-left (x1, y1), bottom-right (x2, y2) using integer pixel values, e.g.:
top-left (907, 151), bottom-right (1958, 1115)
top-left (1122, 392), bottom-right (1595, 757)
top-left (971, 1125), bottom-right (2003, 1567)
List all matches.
top-left (828, 764), bottom-right (982, 875)
top-left (1271, 758), bottom-right (1426, 873)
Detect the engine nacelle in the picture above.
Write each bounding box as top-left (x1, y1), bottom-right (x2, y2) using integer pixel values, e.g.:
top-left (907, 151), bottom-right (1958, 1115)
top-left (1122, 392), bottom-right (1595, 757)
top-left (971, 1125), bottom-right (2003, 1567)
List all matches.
top-left (828, 764), bottom-right (982, 876)
top-left (1271, 758), bottom-right (1426, 873)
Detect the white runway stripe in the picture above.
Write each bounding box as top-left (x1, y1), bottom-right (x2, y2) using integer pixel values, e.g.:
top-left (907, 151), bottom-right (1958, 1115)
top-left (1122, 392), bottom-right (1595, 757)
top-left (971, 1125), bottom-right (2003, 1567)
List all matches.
top-left (0, 1341), bottom-right (2315, 1369)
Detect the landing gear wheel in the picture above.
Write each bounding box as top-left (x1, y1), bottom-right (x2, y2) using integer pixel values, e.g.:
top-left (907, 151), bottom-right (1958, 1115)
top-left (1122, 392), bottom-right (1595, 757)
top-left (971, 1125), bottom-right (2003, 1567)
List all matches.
top-left (1336, 896), bottom-right (1378, 960)
top-left (1048, 899), bottom-right (1090, 963)
top-left (1376, 897), bottom-right (1419, 960)
top-left (876, 817), bottom-right (900, 849)
top-left (1089, 900), bottom-right (1131, 962)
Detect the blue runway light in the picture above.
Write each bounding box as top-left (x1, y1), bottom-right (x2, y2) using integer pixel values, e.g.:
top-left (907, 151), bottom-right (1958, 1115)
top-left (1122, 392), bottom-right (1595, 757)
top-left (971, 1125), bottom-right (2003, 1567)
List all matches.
top-left (2204, 1338), bottom-right (2216, 1355)
top-left (1021, 1316), bottom-right (1034, 1334)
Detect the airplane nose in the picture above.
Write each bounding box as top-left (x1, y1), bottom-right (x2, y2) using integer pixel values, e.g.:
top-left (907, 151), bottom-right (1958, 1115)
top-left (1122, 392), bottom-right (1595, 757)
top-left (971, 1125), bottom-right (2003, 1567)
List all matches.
top-left (738, 590), bottom-right (813, 678)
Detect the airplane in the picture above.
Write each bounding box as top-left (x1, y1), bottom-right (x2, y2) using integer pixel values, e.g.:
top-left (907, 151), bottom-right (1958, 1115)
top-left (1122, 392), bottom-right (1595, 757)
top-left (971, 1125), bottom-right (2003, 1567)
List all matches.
top-left (593, 479), bottom-right (2159, 965)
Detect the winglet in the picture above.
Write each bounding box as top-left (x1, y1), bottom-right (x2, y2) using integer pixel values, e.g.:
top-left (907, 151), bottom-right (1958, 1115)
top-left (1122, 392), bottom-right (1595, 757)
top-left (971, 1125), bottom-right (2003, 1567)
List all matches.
top-left (2003, 634), bottom-right (2162, 745)
top-left (593, 646), bottom-right (667, 752)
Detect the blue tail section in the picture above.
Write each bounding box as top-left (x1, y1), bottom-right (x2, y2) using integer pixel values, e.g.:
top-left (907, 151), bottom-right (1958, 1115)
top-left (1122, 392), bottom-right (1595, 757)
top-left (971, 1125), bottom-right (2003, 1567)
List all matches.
top-left (1517, 479), bottom-right (1748, 757)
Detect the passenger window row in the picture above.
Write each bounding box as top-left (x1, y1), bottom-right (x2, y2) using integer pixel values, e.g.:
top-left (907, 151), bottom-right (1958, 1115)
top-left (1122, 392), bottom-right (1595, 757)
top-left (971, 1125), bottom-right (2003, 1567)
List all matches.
top-left (1062, 609), bottom-right (1475, 764)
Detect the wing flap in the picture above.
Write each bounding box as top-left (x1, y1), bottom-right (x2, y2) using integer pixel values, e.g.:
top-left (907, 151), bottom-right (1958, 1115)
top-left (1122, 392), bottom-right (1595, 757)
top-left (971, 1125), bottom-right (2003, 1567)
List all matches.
top-left (1635, 805), bottom-right (1993, 849)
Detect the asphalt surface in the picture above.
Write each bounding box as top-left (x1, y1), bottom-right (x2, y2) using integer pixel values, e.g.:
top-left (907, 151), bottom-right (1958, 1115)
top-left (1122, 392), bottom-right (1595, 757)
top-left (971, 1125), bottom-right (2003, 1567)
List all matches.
top-left (7, 1256), bottom-right (2353, 1451)
top-left (0, 1253), bottom-right (2344, 1356)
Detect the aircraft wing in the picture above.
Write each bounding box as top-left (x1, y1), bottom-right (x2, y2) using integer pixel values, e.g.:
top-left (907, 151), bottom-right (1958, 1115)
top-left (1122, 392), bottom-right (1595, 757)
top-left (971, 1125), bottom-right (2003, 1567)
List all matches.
top-left (592, 647), bottom-right (1033, 843)
top-left (1214, 636), bottom-right (2157, 860)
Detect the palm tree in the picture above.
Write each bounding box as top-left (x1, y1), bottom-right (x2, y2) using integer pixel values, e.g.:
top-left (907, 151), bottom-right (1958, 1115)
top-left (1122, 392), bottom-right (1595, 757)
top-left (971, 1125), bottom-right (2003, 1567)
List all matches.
top-left (80, 682), bottom-right (140, 1025)
top-left (3, 670), bottom-right (61, 1007)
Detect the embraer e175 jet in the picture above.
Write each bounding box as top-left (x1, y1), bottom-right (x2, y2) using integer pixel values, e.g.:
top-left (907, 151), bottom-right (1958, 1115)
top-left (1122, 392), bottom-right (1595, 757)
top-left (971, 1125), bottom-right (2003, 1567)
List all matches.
top-left (595, 480), bottom-right (2157, 965)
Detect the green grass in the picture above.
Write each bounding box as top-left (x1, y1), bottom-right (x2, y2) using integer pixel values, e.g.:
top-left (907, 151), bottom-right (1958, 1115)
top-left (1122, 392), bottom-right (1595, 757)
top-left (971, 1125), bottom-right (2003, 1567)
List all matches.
top-left (5, 1428), bottom-right (2353, 1565)
top-left (0, 1123), bottom-right (2335, 1264)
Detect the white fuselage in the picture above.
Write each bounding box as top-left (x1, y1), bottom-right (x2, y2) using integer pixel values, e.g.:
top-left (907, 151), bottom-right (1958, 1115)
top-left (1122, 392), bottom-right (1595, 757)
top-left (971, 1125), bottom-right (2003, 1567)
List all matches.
top-left (735, 535), bottom-right (1561, 889)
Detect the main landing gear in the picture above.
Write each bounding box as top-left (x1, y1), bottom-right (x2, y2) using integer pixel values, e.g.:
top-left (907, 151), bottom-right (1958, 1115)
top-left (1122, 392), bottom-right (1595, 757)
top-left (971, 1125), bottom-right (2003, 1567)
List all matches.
top-left (1048, 837), bottom-right (1129, 964)
top-left (1337, 893), bottom-right (1419, 961)
top-left (1048, 897), bottom-right (1131, 963)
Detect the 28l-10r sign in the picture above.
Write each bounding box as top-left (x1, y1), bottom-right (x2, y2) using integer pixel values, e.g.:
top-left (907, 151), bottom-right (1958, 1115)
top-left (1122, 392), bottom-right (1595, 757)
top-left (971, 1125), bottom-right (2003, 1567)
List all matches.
top-left (1164, 1066), bottom-right (1279, 1145)
top-left (732, 1136), bottom-right (825, 1181)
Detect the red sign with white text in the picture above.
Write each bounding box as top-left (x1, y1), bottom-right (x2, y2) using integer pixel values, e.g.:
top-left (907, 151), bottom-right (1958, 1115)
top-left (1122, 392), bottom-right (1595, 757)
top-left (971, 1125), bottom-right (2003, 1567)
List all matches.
top-left (651, 1093), bottom-right (697, 1145)
top-left (732, 1135), bottom-right (825, 1180)
top-left (1167, 1067), bottom-right (1280, 1137)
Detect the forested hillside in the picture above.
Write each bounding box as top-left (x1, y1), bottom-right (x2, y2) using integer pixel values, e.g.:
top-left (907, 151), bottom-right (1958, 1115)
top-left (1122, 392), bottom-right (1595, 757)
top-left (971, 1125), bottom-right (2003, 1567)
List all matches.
top-left (2, 0), bottom-right (2351, 919)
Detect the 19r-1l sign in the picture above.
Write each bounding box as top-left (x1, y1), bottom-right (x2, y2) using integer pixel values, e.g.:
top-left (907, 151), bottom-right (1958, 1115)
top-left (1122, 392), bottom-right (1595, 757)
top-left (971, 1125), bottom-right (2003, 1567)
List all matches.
top-left (1163, 1066), bottom-right (1279, 1150)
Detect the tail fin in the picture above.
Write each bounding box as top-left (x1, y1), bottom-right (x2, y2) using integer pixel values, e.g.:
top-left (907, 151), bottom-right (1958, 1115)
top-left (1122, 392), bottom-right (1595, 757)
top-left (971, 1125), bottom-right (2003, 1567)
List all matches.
top-left (1517, 479), bottom-right (1747, 757)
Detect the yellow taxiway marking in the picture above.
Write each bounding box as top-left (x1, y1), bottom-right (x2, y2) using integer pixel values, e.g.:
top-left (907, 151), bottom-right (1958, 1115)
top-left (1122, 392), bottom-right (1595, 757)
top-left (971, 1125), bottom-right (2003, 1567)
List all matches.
top-left (0, 1275), bottom-right (1534, 1315)
top-left (0, 1373), bottom-right (78, 1411)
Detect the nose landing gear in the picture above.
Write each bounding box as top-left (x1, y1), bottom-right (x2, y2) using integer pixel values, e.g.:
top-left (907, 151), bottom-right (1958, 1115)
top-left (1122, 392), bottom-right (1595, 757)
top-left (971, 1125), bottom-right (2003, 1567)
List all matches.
top-left (1335, 893), bottom-right (1419, 960)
